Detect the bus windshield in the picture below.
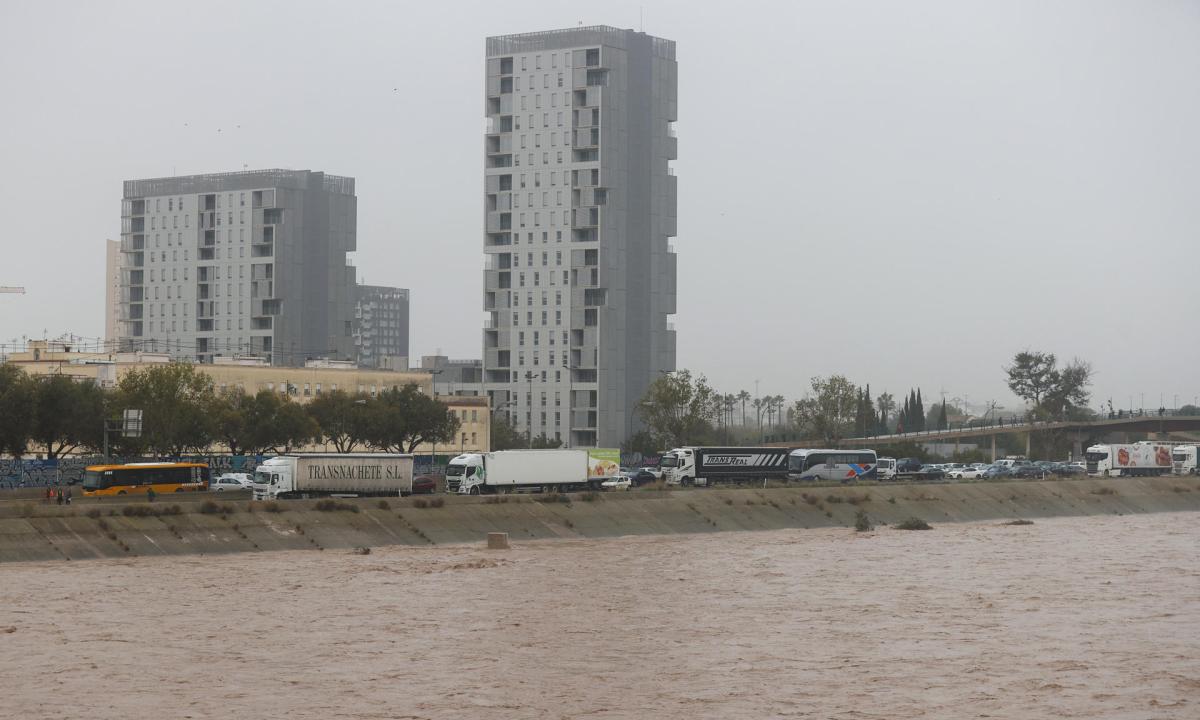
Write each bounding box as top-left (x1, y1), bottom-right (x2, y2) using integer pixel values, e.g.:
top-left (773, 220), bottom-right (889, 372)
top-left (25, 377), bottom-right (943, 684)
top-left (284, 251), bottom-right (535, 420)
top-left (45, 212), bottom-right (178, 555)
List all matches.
top-left (82, 471), bottom-right (107, 490)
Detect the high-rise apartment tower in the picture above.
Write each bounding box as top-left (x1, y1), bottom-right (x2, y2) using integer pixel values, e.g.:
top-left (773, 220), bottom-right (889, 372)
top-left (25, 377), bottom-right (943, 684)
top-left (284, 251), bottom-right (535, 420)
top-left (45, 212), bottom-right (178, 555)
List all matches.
top-left (482, 26), bottom-right (678, 447)
top-left (117, 169), bottom-right (357, 366)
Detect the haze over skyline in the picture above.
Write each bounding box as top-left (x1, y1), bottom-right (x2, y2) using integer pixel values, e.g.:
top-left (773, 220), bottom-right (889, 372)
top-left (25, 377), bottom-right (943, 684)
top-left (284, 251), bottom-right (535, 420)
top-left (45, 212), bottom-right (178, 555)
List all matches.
top-left (1, 0), bottom-right (1197, 414)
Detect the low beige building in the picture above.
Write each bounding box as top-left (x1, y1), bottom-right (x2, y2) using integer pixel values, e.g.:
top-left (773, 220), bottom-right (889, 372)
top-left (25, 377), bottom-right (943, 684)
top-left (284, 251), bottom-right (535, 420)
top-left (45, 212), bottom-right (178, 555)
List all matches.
top-left (5, 341), bottom-right (490, 454)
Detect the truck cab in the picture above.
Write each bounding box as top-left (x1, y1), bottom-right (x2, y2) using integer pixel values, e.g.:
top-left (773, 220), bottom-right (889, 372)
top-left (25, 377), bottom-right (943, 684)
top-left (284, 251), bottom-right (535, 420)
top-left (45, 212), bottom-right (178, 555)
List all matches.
top-left (660, 448), bottom-right (695, 485)
top-left (446, 454), bottom-right (485, 494)
top-left (1172, 446), bottom-right (1197, 476)
top-left (876, 457), bottom-right (897, 481)
top-left (252, 456), bottom-right (291, 500)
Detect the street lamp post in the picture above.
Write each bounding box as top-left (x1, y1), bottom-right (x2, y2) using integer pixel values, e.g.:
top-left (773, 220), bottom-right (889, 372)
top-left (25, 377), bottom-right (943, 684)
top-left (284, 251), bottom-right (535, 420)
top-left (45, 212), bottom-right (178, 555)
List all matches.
top-left (524, 370), bottom-right (536, 448)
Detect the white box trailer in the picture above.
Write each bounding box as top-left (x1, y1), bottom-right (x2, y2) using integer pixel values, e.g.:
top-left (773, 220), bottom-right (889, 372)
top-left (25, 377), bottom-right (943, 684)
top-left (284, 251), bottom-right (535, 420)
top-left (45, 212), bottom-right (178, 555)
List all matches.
top-left (446, 448), bottom-right (621, 494)
top-left (1084, 443), bottom-right (1172, 477)
top-left (252, 454), bottom-right (414, 500)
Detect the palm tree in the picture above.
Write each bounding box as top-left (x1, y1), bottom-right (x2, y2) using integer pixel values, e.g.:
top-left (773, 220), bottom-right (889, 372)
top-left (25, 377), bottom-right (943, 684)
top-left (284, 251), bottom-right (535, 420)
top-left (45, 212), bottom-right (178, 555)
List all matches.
top-left (738, 390), bottom-right (751, 426)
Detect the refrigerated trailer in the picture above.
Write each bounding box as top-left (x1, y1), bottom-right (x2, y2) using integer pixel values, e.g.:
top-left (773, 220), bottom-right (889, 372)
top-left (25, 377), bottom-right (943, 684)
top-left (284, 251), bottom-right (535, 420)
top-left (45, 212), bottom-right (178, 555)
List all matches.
top-left (446, 449), bottom-right (621, 494)
top-left (1084, 442), bottom-right (1173, 477)
top-left (252, 454), bottom-right (414, 500)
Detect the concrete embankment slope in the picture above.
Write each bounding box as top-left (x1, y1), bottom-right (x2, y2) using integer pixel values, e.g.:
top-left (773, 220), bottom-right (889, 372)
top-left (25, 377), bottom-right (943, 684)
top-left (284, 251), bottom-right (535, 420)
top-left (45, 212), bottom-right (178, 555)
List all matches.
top-left (1, 476), bottom-right (1198, 563)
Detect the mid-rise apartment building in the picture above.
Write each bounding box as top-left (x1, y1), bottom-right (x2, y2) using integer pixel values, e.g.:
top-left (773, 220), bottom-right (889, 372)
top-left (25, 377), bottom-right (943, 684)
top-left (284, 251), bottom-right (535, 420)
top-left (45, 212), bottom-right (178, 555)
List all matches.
top-left (354, 284), bottom-right (409, 369)
top-left (481, 26), bottom-right (678, 447)
top-left (117, 169), bottom-right (357, 366)
top-left (104, 239), bottom-right (121, 348)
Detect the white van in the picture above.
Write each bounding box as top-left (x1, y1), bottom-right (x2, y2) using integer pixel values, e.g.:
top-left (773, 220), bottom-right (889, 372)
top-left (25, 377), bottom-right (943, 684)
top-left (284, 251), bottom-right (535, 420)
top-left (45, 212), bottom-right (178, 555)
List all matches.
top-left (994, 458), bottom-right (1031, 470)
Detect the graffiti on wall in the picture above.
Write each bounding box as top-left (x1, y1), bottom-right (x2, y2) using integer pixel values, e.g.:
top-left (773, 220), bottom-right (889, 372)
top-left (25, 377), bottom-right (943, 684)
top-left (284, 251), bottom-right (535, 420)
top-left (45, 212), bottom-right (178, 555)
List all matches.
top-left (0, 455), bottom-right (264, 488)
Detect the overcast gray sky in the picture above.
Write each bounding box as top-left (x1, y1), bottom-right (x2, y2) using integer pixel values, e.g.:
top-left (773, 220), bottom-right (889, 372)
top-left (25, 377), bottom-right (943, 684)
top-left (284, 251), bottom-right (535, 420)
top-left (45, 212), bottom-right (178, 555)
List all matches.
top-left (1, 0), bottom-right (1197, 413)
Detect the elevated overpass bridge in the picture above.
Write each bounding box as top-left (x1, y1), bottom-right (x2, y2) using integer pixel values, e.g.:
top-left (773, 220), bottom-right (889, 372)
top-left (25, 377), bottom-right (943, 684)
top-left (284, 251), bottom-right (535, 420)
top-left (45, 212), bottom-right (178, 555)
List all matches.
top-left (768, 414), bottom-right (1200, 460)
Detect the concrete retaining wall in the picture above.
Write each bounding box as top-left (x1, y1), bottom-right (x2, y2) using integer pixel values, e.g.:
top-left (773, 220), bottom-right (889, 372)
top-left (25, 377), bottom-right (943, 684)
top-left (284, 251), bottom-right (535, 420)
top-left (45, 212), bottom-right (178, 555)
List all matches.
top-left (1, 476), bottom-right (1198, 563)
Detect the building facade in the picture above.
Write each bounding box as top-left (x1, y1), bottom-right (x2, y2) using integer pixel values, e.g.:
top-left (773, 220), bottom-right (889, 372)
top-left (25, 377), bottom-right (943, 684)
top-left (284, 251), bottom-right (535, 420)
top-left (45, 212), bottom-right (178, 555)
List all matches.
top-left (481, 26), bottom-right (679, 447)
top-left (117, 169), bottom-right (357, 366)
top-left (421, 354), bottom-right (484, 396)
top-left (354, 284), bottom-right (409, 369)
top-left (104, 239), bottom-right (121, 347)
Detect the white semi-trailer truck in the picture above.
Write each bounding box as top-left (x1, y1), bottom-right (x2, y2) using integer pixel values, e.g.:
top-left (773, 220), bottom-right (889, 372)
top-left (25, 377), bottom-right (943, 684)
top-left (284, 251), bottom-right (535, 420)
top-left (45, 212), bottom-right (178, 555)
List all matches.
top-left (1084, 442), bottom-right (1173, 477)
top-left (252, 454), bottom-right (414, 500)
top-left (446, 449), bottom-right (621, 494)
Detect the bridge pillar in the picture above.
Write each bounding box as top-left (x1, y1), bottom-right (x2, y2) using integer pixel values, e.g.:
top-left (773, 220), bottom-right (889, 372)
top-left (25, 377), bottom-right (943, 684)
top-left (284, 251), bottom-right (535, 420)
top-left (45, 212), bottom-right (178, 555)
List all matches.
top-left (991, 435), bottom-right (997, 462)
top-left (1072, 438), bottom-right (1083, 461)
top-left (1025, 431), bottom-right (1032, 458)
top-left (955, 437), bottom-right (960, 455)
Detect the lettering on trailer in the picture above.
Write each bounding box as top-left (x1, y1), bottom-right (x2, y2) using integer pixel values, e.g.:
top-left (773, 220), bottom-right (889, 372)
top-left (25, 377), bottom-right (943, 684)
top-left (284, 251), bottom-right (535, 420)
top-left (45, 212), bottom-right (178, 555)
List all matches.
top-left (703, 454), bottom-right (786, 467)
top-left (307, 464), bottom-right (407, 480)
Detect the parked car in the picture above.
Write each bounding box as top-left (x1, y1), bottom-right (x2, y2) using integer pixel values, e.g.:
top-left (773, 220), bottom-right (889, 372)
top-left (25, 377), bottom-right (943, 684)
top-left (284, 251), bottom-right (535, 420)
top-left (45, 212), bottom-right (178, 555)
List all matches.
top-left (639, 466), bottom-right (664, 481)
top-left (601, 476), bottom-right (632, 491)
top-left (630, 468), bottom-right (658, 487)
top-left (983, 465), bottom-right (1013, 479)
top-left (947, 467), bottom-right (983, 479)
top-left (1053, 464), bottom-right (1086, 477)
top-left (1013, 464), bottom-right (1048, 479)
top-left (411, 475), bottom-right (439, 494)
top-left (921, 466), bottom-right (946, 481)
top-left (211, 473), bottom-right (253, 492)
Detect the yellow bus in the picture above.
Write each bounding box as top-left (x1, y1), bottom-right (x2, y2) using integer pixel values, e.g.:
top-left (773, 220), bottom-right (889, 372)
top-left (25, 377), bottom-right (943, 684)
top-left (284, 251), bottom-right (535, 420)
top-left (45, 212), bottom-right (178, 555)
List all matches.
top-left (81, 462), bottom-right (211, 496)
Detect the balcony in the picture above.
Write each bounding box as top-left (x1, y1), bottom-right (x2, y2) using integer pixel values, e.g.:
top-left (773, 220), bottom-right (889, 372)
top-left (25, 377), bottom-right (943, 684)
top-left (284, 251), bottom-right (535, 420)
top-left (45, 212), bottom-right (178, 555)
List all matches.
top-left (572, 207), bottom-right (599, 228)
top-left (121, 199), bottom-right (145, 217)
top-left (486, 212), bottom-right (512, 232)
top-left (583, 288), bottom-right (607, 307)
top-left (486, 133), bottom-right (513, 155)
top-left (573, 128), bottom-right (599, 149)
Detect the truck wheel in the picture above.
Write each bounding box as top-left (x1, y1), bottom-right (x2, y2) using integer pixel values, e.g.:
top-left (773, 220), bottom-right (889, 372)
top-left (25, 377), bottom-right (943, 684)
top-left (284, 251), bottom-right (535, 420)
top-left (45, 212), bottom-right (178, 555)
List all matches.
top-left (469, 486), bottom-right (480, 496)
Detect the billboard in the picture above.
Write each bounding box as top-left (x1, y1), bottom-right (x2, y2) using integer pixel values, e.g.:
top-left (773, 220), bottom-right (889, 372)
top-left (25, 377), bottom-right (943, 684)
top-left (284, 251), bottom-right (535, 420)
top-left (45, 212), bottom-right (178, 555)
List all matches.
top-left (587, 448), bottom-right (621, 478)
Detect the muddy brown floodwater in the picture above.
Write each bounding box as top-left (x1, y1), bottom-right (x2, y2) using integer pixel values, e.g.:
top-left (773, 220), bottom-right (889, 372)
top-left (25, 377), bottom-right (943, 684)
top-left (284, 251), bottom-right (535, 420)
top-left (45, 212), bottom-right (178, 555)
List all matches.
top-left (1, 513), bottom-right (1198, 719)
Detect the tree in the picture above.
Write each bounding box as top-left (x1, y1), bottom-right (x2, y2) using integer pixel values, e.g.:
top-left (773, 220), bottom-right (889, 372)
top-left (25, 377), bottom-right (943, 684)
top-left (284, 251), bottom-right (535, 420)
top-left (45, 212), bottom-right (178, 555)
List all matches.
top-left (936, 401), bottom-right (948, 431)
top-left (210, 387), bottom-right (251, 456)
top-left (1179, 404), bottom-right (1200, 417)
top-left (530, 433), bottom-right (561, 449)
top-left (490, 415), bottom-right (526, 450)
top-left (1005, 351), bottom-right (1094, 419)
top-left (364, 384), bottom-right (460, 453)
top-left (622, 430), bottom-right (659, 457)
top-left (115, 363), bottom-right (216, 457)
top-left (29, 375), bottom-right (106, 458)
top-left (0, 365), bottom-right (35, 458)
top-left (791, 375), bottom-right (860, 444)
top-left (636, 370), bottom-right (719, 449)
top-left (737, 390), bottom-right (751, 426)
top-left (1005, 351), bottom-right (1058, 408)
top-left (269, 399), bottom-right (321, 453)
top-left (306, 389), bottom-right (371, 453)
top-left (876, 391), bottom-right (895, 434)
